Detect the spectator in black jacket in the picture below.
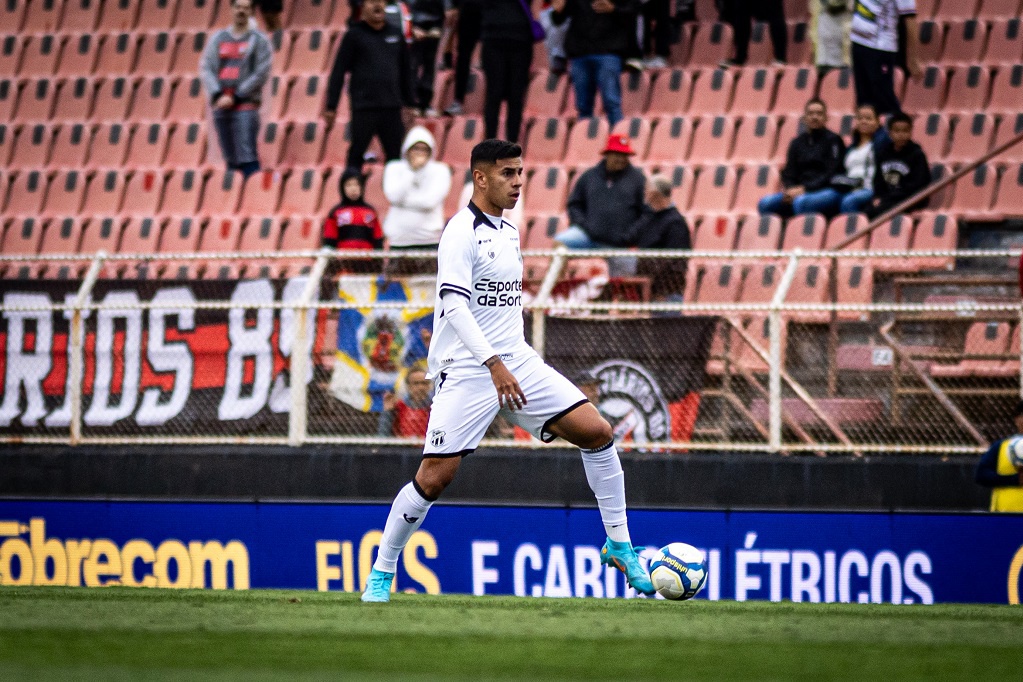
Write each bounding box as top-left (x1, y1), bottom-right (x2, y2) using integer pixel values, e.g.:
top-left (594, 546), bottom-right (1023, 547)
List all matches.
top-left (551, 0), bottom-right (638, 128)
top-left (759, 98), bottom-right (846, 218)
top-left (324, 0), bottom-right (415, 171)
top-left (867, 112), bottom-right (930, 219)
top-left (444, 0), bottom-right (483, 116)
top-left (410, 0), bottom-right (445, 114)
top-left (627, 174), bottom-right (691, 300)
top-left (556, 134), bottom-right (646, 258)
top-left (480, 0), bottom-right (536, 142)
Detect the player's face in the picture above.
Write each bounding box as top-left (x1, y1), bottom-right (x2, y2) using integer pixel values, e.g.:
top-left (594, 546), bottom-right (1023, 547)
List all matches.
top-left (480, 157), bottom-right (524, 211)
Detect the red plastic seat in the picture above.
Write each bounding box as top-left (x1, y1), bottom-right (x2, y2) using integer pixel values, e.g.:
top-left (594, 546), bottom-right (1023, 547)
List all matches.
top-left (175, 0), bottom-right (218, 31)
top-left (0, 216), bottom-right (44, 278)
top-left (817, 67), bottom-right (856, 114)
top-left (836, 260), bottom-right (874, 322)
top-left (121, 169), bottom-right (167, 217)
top-left (284, 73), bottom-right (326, 120)
top-left (693, 214), bottom-right (739, 251)
top-left (916, 20), bottom-right (947, 64)
top-left (0, 35), bottom-right (25, 77)
top-left (159, 215), bottom-right (203, 261)
top-left (95, 32), bottom-right (139, 75)
top-left (645, 115), bottom-right (693, 163)
top-left (130, 75), bottom-right (173, 119)
top-left (23, 0), bottom-right (62, 32)
top-left (620, 70), bottom-right (652, 116)
top-left (136, 0), bottom-right (179, 31)
top-left (90, 76), bottom-right (134, 120)
top-left (281, 119), bottom-right (326, 167)
top-left (730, 115), bottom-right (779, 163)
top-left (730, 67), bottom-right (776, 115)
top-left (43, 170), bottom-right (88, 217)
top-left (238, 215), bottom-right (285, 257)
top-left (436, 68), bottom-right (486, 116)
top-left (942, 19), bottom-right (988, 64)
top-left (50, 75), bottom-right (93, 122)
top-left (869, 214), bottom-right (916, 272)
top-left (647, 69), bottom-right (692, 116)
top-left (320, 118), bottom-right (355, 168)
top-left (117, 216), bottom-right (165, 279)
top-left (164, 121), bottom-right (206, 167)
top-left (18, 34), bottom-right (63, 77)
top-left (199, 169), bottom-right (244, 215)
top-left (166, 75), bottom-right (205, 120)
top-left (910, 213), bottom-right (957, 270)
top-left (992, 113), bottom-right (1023, 164)
top-left (291, 0), bottom-right (334, 28)
top-left (950, 163), bottom-right (999, 219)
top-left (98, 1), bottom-right (140, 31)
top-left (58, 33), bottom-right (99, 76)
top-left (825, 213), bottom-right (869, 250)
top-left (660, 164), bottom-right (696, 209)
top-left (737, 214), bottom-right (783, 251)
top-left (946, 113), bottom-right (996, 164)
top-left (523, 117), bottom-right (569, 164)
top-left (0, 124), bottom-right (10, 165)
top-left (279, 167), bottom-right (325, 216)
top-left (984, 18), bottom-right (1023, 64)
top-left (440, 116), bottom-right (484, 165)
top-left (255, 120), bottom-right (286, 168)
top-left (945, 65), bottom-right (992, 114)
top-left (280, 214), bottom-right (320, 251)
top-left (738, 264), bottom-right (780, 306)
top-left (525, 71), bottom-right (569, 118)
top-left (160, 168), bottom-right (204, 216)
top-left (916, 113), bottom-right (951, 162)
top-left (14, 77), bottom-right (58, 120)
top-left (525, 213), bottom-right (566, 249)
top-left (688, 67), bottom-right (735, 115)
top-left (977, 0), bottom-right (1022, 18)
top-left (81, 168), bottom-right (127, 214)
top-left (79, 215), bottom-right (124, 256)
top-left (0, 78), bottom-right (18, 120)
top-left (88, 122), bottom-right (130, 167)
top-left (524, 165), bottom-right (571, 214)
top-left (991, 163), bottom-right (1023, 216)
top-left (931, 322), bottom-right (1009, 378)
top-left (781, 213), bottom-right (827, 251)
top-left (935, 0), bottom-right (980, 19)
top-left (0, 0), bottom-right (26, 32)
top-left (687, 22), bottom-right (733, 67)
top-left (287, 28), bottom-right (332, 73)
top-left (563, 117), bottom-right (610, 166)
top-left (986, 64), bottom-right (1023, 113)
top-left (687, 115), bottom-right (736, 165)
top-left (4, 169), bottom-right (47, 215)
top-left (927, 163), bottom-right (955, 210)
top-left (238, 169), bottom-right (284, 216)
top-left (172, 31), bottom-right (208, 76)
top-left (785, 259), bottom-right (831, 322)
top-left (125, 121), bottom-right (170, 167)
top-left (773, 115), bottom-right (804, 162)
top-left (199, 214), bottom-right (244, 253)
top-left (48, 122), bottom-right (90, 169)
top-left (612, 116), bottom-right (652, 158)
top-left (902, 66), bottom-right (947, 113)
top-left (695, 261), bottom-right (742, 303)
top-left (8, 122), bottom-right (52, 169)
top-left (732, 164), bottom-right (780, 214)
top-left (134, 32), bottom-right (178, 77)
top-left (689, 165), bottom-right (738, 214)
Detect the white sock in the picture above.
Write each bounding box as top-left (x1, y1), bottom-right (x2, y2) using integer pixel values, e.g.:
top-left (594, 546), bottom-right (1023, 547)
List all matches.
top-left (581, 440), bottom-right (631, 544)
top-left (372, 481), bottom-right (434, 574)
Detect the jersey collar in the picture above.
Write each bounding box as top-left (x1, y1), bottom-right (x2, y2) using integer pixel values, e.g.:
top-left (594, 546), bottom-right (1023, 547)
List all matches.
top-left (467, 201), bottom-right (501, 231)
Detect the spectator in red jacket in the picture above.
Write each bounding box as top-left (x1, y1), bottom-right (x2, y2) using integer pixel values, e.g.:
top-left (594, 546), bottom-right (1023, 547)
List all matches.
top-left (323, 169), bottom-right (384, 273)
top-left (378, 367), bottom-right (433, 437)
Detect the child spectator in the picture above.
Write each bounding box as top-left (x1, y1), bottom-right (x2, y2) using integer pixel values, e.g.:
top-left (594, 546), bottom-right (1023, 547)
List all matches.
top-left (868, 112), bottom-right (930, 219)
top-left (377, 367), bottom-right (433, 437)
top-left (323, 169), bottom-right (384, 253)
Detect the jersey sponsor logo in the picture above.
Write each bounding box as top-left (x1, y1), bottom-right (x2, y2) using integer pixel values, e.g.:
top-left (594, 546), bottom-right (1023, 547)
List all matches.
top-left (473, 278), bottom-right (522, 307)
top-left (430, 429), bottom-right (446, 447)
top-left (590, 360), bottom-right (670, 443)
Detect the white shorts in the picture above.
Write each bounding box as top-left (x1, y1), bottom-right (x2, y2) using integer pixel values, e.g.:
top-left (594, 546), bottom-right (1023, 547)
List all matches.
top-left (423, 352), bottom-right (588, 457)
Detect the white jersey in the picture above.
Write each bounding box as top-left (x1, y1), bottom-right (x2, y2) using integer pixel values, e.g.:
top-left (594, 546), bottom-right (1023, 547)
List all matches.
top-left (427, 202), bottom-right (533, 377)
top-left (850, 0), bottom-right (916, 53)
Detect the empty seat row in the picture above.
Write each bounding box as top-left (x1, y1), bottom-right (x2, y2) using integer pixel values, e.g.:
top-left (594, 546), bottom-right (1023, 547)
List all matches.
top-left (930, 321), bottom-right (1021, 379)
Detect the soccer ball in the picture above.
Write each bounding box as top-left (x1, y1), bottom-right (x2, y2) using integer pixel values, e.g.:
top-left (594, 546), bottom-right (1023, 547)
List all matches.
top-left (648, 543), bottom-right (708, 600)
top-left (1009, 436), bottom-right (1023, 469)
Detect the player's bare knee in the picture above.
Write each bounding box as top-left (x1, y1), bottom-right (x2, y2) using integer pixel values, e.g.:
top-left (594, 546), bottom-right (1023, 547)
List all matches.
top-left (583, 420), bottom-right (614, 450)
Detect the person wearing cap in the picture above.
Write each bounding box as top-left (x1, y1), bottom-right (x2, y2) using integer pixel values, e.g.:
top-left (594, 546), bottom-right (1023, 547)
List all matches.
top-left (625, 173), bottom-right (691, 300)
top-left (975, 400), bottom-right (1023, 512)
top-left (555, 134), bottom-right (646, 264)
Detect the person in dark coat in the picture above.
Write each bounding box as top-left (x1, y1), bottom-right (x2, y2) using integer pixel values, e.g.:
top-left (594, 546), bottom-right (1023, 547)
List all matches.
top-left (867, 111), bottom-right (930, 219)
top-left (627, 174), bottom-right (691, 300)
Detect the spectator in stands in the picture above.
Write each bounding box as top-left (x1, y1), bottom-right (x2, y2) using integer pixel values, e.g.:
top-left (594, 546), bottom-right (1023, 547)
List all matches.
top-left (383, 126), bottom-right (452, 251)
top-left (377, 367), bottom-right (433, 437)
top-left (837, 104), bottom-right (882, 214)
top-left (975, 400), bottom-right (1023, 512)
top-left (813, 0), bottom-right (850, 73)
top-left (637, 0), bottom-right (671, 69)
top-left (200, 0), bottom-right (274, 179)
top-left (550, 0), bottom-right (637, 128)
top-left (719, 0), bottom-right (787, 68)
top-left (867, 112), bottom-right (930, 218)
top-left (410, 1), bottom-right (446, 116)
top-left (850, 0), bottom-right (921, 116)
top-left (443, 0), bottom-right (483, 115)
top-left (479, 0), bottom-right (539, 143)
top-left (539, 1), bottom-right (570, 74)
top-left (759, 98), bottom-right (846, 218)
top-left (254, 0), bottom-right (284, 35)
top-left (325, 0), bottom-right (416, 171)
top-left (556, 134), bottom-right (646, 252)
top-left (626, 173), bottom-right (691, 300)
top-left (323, 169), bottom-right (384, 273)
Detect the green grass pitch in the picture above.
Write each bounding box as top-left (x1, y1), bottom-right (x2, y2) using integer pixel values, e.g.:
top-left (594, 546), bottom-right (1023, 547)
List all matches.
top-left (0, 587), bottom-right (1020, 680)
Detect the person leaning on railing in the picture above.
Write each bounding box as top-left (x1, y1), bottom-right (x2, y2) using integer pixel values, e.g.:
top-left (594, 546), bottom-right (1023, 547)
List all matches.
top-left (975, 400), bottom-right (1023, 513)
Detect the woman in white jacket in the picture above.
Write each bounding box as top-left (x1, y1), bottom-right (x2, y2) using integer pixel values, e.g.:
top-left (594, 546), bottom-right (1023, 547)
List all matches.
top-left (382, 126), bottom-right (452, 251)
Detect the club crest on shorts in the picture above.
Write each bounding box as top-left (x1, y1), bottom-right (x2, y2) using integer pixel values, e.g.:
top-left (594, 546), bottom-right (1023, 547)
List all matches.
top-left (430, 429), bottom-right (446, 447)
top-left (589, 360), bottom-right (671, 443)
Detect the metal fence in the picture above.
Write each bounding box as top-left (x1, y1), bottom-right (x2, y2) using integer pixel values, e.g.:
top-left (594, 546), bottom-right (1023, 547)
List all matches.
top-left (1, 247), bottom-right (1020, 455)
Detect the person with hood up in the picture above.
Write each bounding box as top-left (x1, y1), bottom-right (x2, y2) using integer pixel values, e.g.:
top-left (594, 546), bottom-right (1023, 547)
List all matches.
top-left (382, 126), bottom-right (453, 252)
top-left (322, 169), bottom-right (384, 273)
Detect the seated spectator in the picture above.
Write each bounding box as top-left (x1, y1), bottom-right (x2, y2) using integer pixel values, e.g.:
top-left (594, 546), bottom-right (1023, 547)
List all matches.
top-left (383, 126), bottom-right (452, 251)
top-left (975, 400), bottom-right (1023, 512)
top-left (838, 104), bottom-right (882, 214)
top-left (867, 112), bottom-right (930, 219)
top-left (556, 134), bottom-right (646, 251)
top-left (323, 169), bottom-right (384, 274)
top-left (199, 0), bottom-right (273, 179)
top-left (759, 98), bottom-right (846, 218)
top-left (626, 174), bottom-right (691, 300)
top-left (377, 367), bottom-right (433, 437)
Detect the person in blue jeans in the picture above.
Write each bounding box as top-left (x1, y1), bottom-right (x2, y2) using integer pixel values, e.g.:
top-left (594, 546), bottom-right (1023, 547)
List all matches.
top-left (838, 104), bottom-right (883, 214)
top-left (759, 98), bottom-right (846, 218)
top-left (550, 0), bottom-right (638, 128)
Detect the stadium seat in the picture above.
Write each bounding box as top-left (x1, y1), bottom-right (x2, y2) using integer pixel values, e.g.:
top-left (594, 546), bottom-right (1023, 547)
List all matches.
top-left (781, 213), bottom-right (827, 251)
top-left (911, 212), bottom-right (957, 270)
top-left (175, 0), bottom-right (218, 31)
top-left (437, 68), bottom-right (486, 116)
top-left (22, 0), bottom-right (62, 32)
top-left (946, 113), bottom-right (996, 164)
top-left (737, 214), bottom-right (783, 251)
top-left (916, 20), bottom-right (947, 64)
top-left (280, 214), bottom-right (320, 251)
top-left (121, 169), bottom-right (167, 216)
top-left (254, 120), bottom-right (285, 167)
top-left (320, 118), bottom-right (354, 168)
top-left (441, 116), bottom-right (484, 165)
top-left (1001, 324), bottom-right (1021, 377)
top-left (18, 34), bottom-right (62, 77)
top-left (441, 165), bottom-right (469, 218)
top-left (0, 78), bottom-right (17, 119)
top-left (525, 213), bottom-right (567, 249)
top-left (288, 29), bottom-right (332, 73)
top-left (647, 69), bottom-right (693, 116)
top-left (164, 121), bottom-right (206, 167)
top-left (235, 216), bottom-right (285, 278)
top-left (90, 76), bottom-right (133, 121)
top-left (126, 121), bottom-right (169, 168)
top-left (0, 35), bottom-right (24, 77)
top-left (284, 74), bottom-right (326, 120)
top-left (130, 76), bottom-right (172, 119)
top-left (48, 122), bottom-right (90, 168)
top-left (687, 115), bottom-right (736, 164)
top-left (239, 169), bottom-right (284, 216)
top-left (984, 18), bottom-right (1023, 64)
top-left (134, 32), bottom-right (179, 77)
top-left (786, 20), bottom-right (812, 66)
top-left (986, 64), bottom-right (1023, 113)
top-left (524, 71), bottom-right (569, 118)
top-left (158, 216), bottom-right (205, 280)
top-left (172, 31), bottom-right (207, 75)
top-left (935, 0), bottom-right (980, 19)
top-left (991, 162), bottom-right (1023, 215)
top-left (136, 0), bottom-right (180, 31)
top-left (927, 163), bottom-right (954, 210)
top-left (3, 169), bottom-right (47, 215)
top-left (688, 68), bottom-right (735, 115)
top-left (79, 215), bottom-right (125, 257)
top-left (14, 77), bottom-right (58, 120)
top-left (992, 113), bottom-right (1023, 164)
top-left (730, 67), bottom-right (776, 115)
top-left (279, 167), bottom-right (325, 216)
top-left (291, 0), bottom-right (335, 28)
top-left (95, 32), bottom-right (139, 75)
top-left (645, 115), bottom-right (693, 163)
top-left (746, 21), bottom-right (782, 66)
top-left (817, 67), bottom-right (856, 114)
top-left (58, 33), bottom-right (100, 77)
top-left (785, 259), bottom-right (832, 322)
top-left (160, 168), bottom-right (204, 216)
top-left (79, 169), bottom-right (126, 215)
top-left (730, 115), bottom-right (779, 163)
top-left (269, 29), bottom-right (294, 71)
top-left (977, 0), bottom-right (1022, 17)
top-left (0, 216), bottom-right (44, 279)
top-left (620, 70), bottom-right (652, 116)
top-left (0, 0), bottom-right (25, 33)
top-left (773, 114), bottom-right (805, 162)
top-left (98, 0), bottom-right (141, 32)
top-left (836, 260), bottom-right (874, 322)
top-left (944, 65), bottom-right (992, 113)
top-left (8, 122), bottom-right (52, 169)
top-left (117, 216), bottom-right (166, 279)
top-left (563, 117), bottom-right (610, 166)
top-left (738, 264), bottom-right (780, 305)
top-left (869, 214), bottom-right (916, 272)
top-left (524, 165), bottom-right (571, 214)
top-left (198, 215), bottom-right (244, 255)
top-left (687, 23), bottom-right (733, 67)
top-left (695, 261), bottom-right (742, 303)
top-left (902, 66), bottom-right (947, 113)
top-left (522, 117), bottom-right (569, 164)
top-left (51, 76), bottom-right (95, 121)
top-left (612, 116), bottom-right (652, 158)
top-left (732, 164), bottom-right (780, 214)
top-left (689, 165), bottom-right (738, 214)
top-left (166, 75), bottom-right (205, 120)
top-left (931, 321), bottom-right (1010, 378)
top-left (949, 163), bottom-right (999, 219)
top-left (88, 122), bottom-right (130, 167)
top-left (825, 213), bottom-right (869, 250)
top-left (281, 120), bottom-right (326, 167)
top-left (916, 113), bottom-right (951, 161)
top-left (0, 124), bottom-right (10, 165)
top-left (693, 214), bottom-right (739, 251)
top-left (661, 164), bottom-right (696, 210)
top-left (942, 19), bottom-right (988, 64)
top-left (42, 169), bottom-right (88, 217)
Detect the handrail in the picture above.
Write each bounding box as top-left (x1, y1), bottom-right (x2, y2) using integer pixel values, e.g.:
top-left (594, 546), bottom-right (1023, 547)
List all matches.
top-left (834, 129), bottom-right (1023, 250)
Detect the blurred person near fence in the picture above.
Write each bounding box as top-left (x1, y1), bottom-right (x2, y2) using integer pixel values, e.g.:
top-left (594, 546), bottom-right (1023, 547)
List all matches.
top-left (200, 0), bottom-right (274, 179)
top-left (975, 400), bottom-right (1023, 512)
top-left (322, 169), bottom-right (384, 274)
top-left (377, 366), bottom-right (434, 437)
top-left (626, 173), bottom-right (691, 300)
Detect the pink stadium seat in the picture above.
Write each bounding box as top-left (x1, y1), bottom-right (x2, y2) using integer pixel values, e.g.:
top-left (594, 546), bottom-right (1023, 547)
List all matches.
top-left (687, 115), bottom-right (736, 165)
top-left (836, 260), bottom-right (874, 322)
top-left (136, 0), bottom-right (179, 31)
top-left (687, 23), bottom-right (733, 67)
top-left (786, 20), bottom-right (812, 66)
top-left (817, 67), bottom-right (856, 114)
top-left (290, 0), bottom-right (334, 28)
top-left (280, 214), bottom-right (319, 251)
top-left (647, 69), bottom-right (693, 116)
top-left (688, 68), bottom-right (735, 115)
top-left (160, 168), bottom-right (204, 216)
top-left (257, 120), bottom-right (285, 167)
top-left (931, 321), bottom-right (1009, 378)
top-left (522, 255), bottom-right (550, 283)
top-left (783, 0), bottom-right (808, 20)
top-left (689, 165), bottom-right (738, 214)
top-left (18, 33), bottom-right (63, 77)
top-left (175, 0), bottom-right (217, 31)
top-left (158, 216), bottom-right (203, 274)
top-left (782, 213), bottom-right (827, 251)
top-left (944, 65), bottom-right (992, 113)
top-left (869, 214), bottom-right (916, 272)
top-left (916, 20), bottom-right (946, 64)
top-left (172, 31), bottom-right (208, 76)
top-left (279, 167), bottom-right (325, 216)
top-left (130, 75), bottom-right (172, 119)
top-left (320, 117), bottom-right (354, 168)
top-left (773, 114), bottom-right (804, 162)
top-left (164, 121), bottom-right (206, 167)
top-left (977, 0), bottom-right (1022, 17)
top-left (661, 164), bottom-right (696, 210)
top-left (695, 261), bottom-right (742, 303)
top-left (125, 121), bottom-right (169, 168)
top-left (942, 19), bottom-right (988, 64)
top-left (441, 116), bottom-right (484, 165)
top-left (98, 0), bottom-right (140, 31)
top-left (523, 117), bottom-right (569, 164)
top-left (0, 35), bottom-right (24, 77)
top-left (442, 165), bottom-right (470, 218)
top-left (612, 116), bottom-right (652, 158)
top-left (166, 75), bottom-right (205, 120)
top-left (730, 115), bottom-right (779, 163)
top-left (87, 122), bottom-right (130, 167)
top-left (524, 165), bottom-right (571, 215)
top-left (239, 169), bottom-right (284, 216)
top-left (0, 216), bottom-right (44, 279)
top-left (916, 113), bottom-right (950, 161)
top-left (1, 0), bottom-right (27, 32)
top-left (8, 122), bottom-right (53, 169)
top-left (730, 67), bottom-right (776, 115)
top-left (1001, 324), bottom-right (1021, 377)
top-left (732, 164), bottom-right (780, 214)
top-left (285, 74), bottom-right (326, 120)
top-left (927, 163), bottom-right (954, 210)
top-left (902, 66), bottom-right (947, 114)
top-left (737, 214), bottom-right (783, 251)
top-left (0, 124), bottom-right (10, 165)
top-left (22, 0), bottom-right (63, 32)
top-left (0, 78), bottom-right (18, 119)
top-left (935, 0), bottom-right (980, 19)
top-left (825, 213), bottom-right (869, 250)
top-left (48, 122), bottom-right (90, 169)
top-left (991, 113), bottom-right (1023, 164)
top-left (436, 68), bottom-right (486, 116)
top-left (199, 214), bottom-right (244, 253)
top-left (42, 170), bottom-right (87, 217)
top-left (90, 76), bottom-right (133, 120)
top-left (38, 216), bottom-right (87, 279)
top-left (15, 77), bottom-right (58, 120)
top-left (95, 32), bottom-right (139, 74)
top-left (59, 33), bottom-right (99, 75)
top-left (524, 71), bottom-right (569, 118)
top-left (645, 115), bottom-right (693, 163)
top-left (287, 29), bottom-right (332, 73)
top-left (236, 216), bottom-right (285, 275)
top-left (120, 169), bottom-right (167, 217)
top-left (281, 120), bottom-right (326, 167)
top-left (620, 70), bottom-right (652, 116)
top-left (269, 29), bottom-right (294, 70)
top-left (82, 168), bottom-right (126, 214)
top-left (746, 21), bottom-right (781, 66)
top-left (949, 163), bottom-right (999, 219)
top-left (946, 113), bottom-right (996, 164)
top-left (991, 163), bottom-right (1023, 216)
top-left (134, 32), bottom-right (178, 77)
top-left (785, 259), bottom-right (831, 322)
top-left (739, 263), bottom-right (780, 305)
top-left (564, 118), bottom-right (611, 166)
top-left (50, 76), bottom-right (94, 122)
top-left (4, 169), bottom-right (47, 215)
top-left (525, 213), bottom-right (566, 249)
top-left (986, 64), bottom-right (1023, 113)
top-left (117, 217), bottom-right (165, 279)
top-left (984, 18), bottom-right (1023, 64)
top-left (693, 214), bottom-right (739, 251)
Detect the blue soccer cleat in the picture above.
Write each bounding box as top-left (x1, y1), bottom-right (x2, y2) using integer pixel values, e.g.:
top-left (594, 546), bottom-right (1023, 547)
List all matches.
top-left (360, 568), bottom-right (395, 603)
top-left (601, 538), bottom-right (656, 595)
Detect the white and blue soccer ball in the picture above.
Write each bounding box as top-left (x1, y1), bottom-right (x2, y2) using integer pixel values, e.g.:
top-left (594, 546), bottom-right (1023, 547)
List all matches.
top-left (1008, 436), bottom-right (1023, 469)
top-left (648, 542), bottom-right (708, 600)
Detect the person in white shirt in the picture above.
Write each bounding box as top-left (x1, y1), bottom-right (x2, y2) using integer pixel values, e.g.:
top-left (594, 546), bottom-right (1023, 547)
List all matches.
top-left (360, 139), bottom-right (655, 603)
top-left (839, 103), bottom-right (883, 214)
top-left (849, 0), bottom-right (921, 116)
top-left (382, 125), bottom-right (452, 250)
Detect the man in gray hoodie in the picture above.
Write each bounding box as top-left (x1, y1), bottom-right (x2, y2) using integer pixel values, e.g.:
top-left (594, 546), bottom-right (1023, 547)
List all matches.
top-left (200, 0), bottom-right (274, 178)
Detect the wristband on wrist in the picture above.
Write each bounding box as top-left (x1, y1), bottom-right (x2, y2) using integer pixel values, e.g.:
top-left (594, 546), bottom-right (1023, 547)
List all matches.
top-left (484, 355), bottom-right (500, 369)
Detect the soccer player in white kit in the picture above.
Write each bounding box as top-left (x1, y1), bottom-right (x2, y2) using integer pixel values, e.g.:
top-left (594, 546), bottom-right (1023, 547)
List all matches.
top-left (361, 139), bottom-right (655, 601)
